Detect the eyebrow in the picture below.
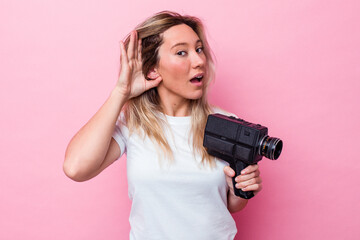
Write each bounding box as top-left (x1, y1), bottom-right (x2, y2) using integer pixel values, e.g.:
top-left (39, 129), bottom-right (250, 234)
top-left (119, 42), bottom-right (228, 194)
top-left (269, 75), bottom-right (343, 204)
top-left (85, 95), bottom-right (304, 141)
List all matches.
top-left (170, 39), bottom-right (203, 49)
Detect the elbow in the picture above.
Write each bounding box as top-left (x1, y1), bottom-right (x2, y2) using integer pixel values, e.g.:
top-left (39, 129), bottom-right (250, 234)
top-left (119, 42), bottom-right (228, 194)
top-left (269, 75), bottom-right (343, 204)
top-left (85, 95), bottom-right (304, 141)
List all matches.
top-left (229, 202), bottom-right (248, 213)
top-left (227, 196), bottom-right (249, 213)
top-left (63, 157), bottom-right (88, 182)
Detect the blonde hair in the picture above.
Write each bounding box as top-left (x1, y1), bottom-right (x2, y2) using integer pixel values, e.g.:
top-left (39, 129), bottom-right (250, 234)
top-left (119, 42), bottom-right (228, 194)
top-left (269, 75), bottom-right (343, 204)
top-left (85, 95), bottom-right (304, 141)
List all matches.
top-left (123, 11), bottom-right (216, 167)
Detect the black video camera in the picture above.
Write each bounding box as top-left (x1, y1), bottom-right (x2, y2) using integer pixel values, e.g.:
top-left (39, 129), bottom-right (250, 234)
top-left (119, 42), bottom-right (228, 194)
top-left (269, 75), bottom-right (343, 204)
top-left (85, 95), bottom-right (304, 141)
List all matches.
top-left (203, 113), bottom-right (283, 199)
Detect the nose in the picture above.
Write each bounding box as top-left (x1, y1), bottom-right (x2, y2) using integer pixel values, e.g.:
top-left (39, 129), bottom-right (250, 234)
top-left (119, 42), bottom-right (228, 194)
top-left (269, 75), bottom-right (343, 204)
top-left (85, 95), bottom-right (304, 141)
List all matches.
top-left (191, 51), bottom-right (206, 69)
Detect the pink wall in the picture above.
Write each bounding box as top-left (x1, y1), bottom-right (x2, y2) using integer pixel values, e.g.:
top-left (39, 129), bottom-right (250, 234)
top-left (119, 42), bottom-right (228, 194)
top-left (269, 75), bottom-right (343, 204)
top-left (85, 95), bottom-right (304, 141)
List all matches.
top-left (1, 0), bottom-right (359, 239)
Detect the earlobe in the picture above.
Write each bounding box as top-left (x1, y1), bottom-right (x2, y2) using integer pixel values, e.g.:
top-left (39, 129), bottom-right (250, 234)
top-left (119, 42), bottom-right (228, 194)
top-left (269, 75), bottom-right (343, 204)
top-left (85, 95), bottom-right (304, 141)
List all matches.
top-left (146, 68), bottom-right (162, 81)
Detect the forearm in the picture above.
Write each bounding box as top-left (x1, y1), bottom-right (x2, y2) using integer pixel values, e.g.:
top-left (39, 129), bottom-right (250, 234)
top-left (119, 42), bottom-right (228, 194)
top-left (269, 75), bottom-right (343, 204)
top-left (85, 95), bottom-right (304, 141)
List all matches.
top-left (227, 190), bottom-right (248, 213)
top-left (64, 88), bottom-right (127, 178)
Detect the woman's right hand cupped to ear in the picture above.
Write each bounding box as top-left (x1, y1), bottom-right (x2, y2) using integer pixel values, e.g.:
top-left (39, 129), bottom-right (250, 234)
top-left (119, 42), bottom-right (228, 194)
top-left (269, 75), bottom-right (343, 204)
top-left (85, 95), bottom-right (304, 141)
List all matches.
top-left (116, 30), bottom-right (162, 100)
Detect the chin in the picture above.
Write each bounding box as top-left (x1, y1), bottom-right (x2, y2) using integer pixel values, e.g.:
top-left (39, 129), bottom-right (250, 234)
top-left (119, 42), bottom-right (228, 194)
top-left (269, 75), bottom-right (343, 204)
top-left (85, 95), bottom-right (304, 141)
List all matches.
top-left (186, 90), bottom-right (204, 100)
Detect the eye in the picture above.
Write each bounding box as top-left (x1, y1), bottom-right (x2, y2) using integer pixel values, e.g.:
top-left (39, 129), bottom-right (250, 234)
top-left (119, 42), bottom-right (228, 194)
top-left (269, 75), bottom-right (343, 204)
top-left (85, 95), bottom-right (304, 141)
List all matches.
top-left (196, 47), bottom-right (204, 53)
top-left (176, 51), bottom-right (187, 56)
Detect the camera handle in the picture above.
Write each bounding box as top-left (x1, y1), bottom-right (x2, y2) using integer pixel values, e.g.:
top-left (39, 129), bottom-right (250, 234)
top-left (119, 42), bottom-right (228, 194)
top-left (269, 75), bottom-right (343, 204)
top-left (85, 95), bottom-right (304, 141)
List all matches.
top-left (229, 160), bottom-right (255, 199)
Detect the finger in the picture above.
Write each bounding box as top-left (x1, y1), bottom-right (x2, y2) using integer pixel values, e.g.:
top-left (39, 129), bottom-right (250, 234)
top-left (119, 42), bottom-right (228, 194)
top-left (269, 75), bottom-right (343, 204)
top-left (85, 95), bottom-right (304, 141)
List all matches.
top-left (241, 164), bottom-right (259, 175)
top-left (127, 31), bottom-right (135, 60)
top-left (242, 183), bottom-right (262, 193)
top-left (236, 177), bottom-right (262, 189)
top-left (134, 30), bottom-right (138, 60)
top-left (223, 166), bottom-right (235, 177)
top-left (120, 41), bottom-right (128, 66)
top-left (253, 184), bottom-right (263, 195)
top-left (119, 41), bottom-right (130, 80)
top-left (235, 171), bottom-right (256, 182)
top-left (137, 38), bottom-right (142, 62)
top-left (144, 77), bottom-right (162, 91)
top-left (119, 41), bottom-right (122, 63)
top-left (235, 169), bottom-right (260, 182)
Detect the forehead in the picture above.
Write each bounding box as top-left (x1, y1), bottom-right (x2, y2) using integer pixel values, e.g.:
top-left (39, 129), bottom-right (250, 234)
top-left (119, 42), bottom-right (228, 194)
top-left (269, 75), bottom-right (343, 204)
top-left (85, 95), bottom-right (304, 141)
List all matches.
top-left (161, 24), bottom-right (201, 47)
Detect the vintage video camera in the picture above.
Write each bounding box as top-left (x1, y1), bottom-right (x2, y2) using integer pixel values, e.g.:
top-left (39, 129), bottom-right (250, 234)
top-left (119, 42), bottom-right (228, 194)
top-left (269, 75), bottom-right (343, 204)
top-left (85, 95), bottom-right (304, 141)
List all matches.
top-left (203, 113), bottom-right (283, 199)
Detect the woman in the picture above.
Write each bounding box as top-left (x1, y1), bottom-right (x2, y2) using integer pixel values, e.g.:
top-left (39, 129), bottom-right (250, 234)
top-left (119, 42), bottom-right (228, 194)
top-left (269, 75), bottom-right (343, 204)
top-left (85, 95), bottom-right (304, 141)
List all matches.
top-left (64, 11), bottom-right (262, 240)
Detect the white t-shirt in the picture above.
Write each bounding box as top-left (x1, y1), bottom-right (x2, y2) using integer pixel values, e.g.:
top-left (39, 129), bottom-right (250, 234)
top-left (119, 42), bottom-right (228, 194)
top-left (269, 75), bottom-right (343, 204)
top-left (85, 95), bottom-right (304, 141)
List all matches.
top-left (112, 109), bottom-right (237, 240)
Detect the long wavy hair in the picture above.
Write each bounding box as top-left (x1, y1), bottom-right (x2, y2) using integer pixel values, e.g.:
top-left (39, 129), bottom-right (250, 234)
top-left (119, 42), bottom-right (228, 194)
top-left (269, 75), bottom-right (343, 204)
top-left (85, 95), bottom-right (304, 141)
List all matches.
top-left (122, 11), bottom-right (216, 167)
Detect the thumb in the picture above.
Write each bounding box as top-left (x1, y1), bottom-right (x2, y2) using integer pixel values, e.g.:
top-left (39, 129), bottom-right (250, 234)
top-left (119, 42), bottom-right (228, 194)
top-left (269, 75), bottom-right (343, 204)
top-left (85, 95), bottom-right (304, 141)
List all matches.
top-left (223, 166), bottom-right (235, 177)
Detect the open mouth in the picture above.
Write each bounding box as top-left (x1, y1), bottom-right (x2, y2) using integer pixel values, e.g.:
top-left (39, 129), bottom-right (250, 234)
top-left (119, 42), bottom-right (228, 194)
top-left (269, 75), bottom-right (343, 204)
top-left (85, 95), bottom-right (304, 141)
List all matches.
top-left (190, 75), bottom-right (203, 83)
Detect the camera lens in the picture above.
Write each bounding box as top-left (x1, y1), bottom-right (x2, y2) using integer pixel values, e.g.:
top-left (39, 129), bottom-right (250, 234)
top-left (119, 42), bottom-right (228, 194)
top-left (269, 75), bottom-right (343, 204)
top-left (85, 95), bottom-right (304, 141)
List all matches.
top-left (260, 136), bottom-right (283, 160)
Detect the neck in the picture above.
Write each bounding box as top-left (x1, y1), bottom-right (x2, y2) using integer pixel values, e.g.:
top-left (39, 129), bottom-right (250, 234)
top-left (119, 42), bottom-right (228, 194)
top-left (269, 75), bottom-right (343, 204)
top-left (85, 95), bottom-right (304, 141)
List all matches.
top-left (158, 94), bottom-right (191, 117)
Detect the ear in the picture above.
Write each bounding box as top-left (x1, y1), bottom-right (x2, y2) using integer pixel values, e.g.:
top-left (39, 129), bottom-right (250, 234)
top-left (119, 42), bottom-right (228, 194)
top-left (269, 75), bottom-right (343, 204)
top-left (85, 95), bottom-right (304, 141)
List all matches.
top-left (146, 68), bottom-right (162, 81)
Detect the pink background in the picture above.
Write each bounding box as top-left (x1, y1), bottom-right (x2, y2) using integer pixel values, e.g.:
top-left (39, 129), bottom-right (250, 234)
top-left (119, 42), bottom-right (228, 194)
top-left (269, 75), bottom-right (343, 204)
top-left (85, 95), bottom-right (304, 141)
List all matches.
top-left (1, 0), bottom-right (359, 239)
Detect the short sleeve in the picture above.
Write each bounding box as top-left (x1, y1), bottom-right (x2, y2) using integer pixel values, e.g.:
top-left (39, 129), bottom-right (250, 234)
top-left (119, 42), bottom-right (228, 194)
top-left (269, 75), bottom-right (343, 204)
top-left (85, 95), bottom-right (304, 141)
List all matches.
top-left (112, 113), bottom-right (127, 160)
top-left (211, 106), bottom-right (238, 118)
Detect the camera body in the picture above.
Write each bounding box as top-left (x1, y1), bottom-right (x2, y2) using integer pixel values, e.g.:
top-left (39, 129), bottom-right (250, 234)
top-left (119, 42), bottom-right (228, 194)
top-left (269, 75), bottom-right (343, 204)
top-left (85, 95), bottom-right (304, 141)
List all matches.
top-left (203, 113), bottom-right (282, 199)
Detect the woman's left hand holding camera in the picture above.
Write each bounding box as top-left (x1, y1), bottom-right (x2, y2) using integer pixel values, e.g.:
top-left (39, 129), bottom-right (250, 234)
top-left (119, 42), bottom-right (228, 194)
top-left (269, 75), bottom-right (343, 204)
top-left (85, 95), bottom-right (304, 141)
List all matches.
top-left (223, 165), bottom-right (263, 213)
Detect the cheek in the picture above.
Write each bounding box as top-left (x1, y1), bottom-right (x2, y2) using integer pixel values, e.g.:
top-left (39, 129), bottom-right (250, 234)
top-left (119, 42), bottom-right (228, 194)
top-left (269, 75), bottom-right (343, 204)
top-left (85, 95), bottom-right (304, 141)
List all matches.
top-left (161, 57), bottom-right (188, 77)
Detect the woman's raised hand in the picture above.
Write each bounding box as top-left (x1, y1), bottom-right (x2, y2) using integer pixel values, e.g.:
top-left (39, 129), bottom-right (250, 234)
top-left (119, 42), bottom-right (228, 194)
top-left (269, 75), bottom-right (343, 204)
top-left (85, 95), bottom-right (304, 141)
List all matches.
top-left (116, 30), bottom-right (162, 100)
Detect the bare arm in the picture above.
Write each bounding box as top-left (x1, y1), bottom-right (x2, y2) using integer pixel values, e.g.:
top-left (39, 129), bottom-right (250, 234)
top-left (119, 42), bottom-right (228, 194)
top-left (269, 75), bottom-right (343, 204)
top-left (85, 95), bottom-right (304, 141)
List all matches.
top-left (63, 30), bottom-right (162, 182)
top-left (63, 90), bottom-right (126, 182)
top-left (227, 191), bottom-right (249, 213)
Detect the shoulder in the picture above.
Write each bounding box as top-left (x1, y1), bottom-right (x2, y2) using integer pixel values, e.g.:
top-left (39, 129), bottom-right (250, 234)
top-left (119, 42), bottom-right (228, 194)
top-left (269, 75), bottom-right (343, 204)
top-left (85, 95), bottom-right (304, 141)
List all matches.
top-left (210, 105), bottom-right (238, 117)
top-left (116, 111), bottom-right (127, 126)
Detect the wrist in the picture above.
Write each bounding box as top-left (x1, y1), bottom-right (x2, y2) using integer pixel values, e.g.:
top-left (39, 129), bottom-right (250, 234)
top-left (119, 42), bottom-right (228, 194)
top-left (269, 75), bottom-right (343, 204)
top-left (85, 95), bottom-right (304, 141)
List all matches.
top-left (111, 87), bottom-right (130, 102)
top-left (227, 190), bottom-right (248, 213)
